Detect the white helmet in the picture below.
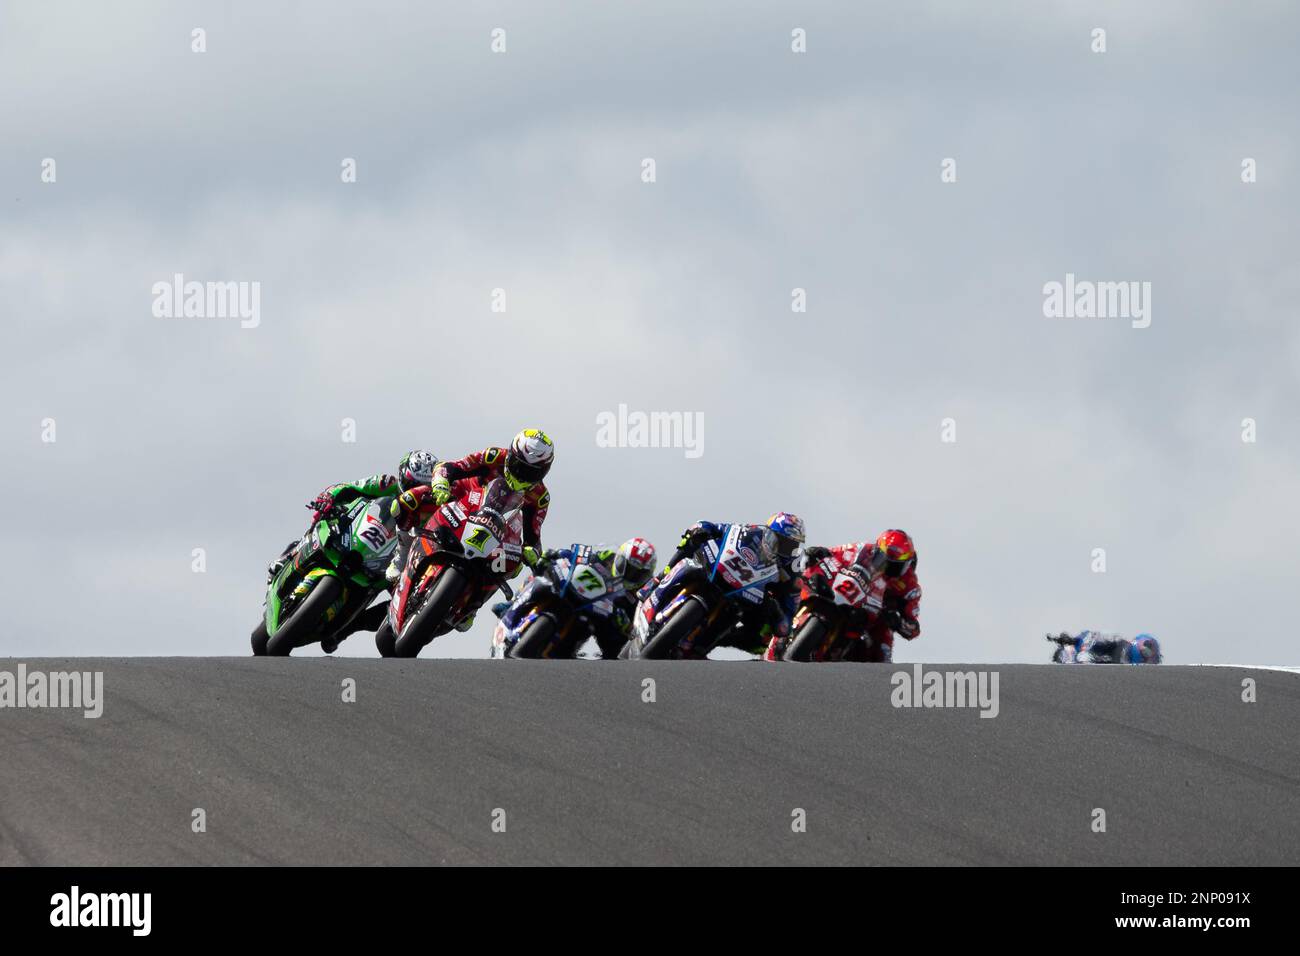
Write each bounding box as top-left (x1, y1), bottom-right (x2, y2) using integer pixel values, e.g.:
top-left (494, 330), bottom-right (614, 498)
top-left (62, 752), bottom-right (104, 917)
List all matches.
top-left (398, 450), bottom-right (437, 491)
top-left (505, 428), bottom-right (554, 490)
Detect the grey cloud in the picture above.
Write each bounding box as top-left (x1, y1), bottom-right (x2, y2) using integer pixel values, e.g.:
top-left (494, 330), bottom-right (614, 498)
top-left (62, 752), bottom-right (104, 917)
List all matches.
top-left (2, 1), bottom-right (1297, 663)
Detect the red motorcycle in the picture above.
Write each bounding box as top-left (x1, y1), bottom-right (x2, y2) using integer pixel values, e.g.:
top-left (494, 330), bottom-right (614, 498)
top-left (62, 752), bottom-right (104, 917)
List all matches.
top-left (782, 547), bottom-right (887, 662)
top-left (376, 475), bottom-right (525, 658)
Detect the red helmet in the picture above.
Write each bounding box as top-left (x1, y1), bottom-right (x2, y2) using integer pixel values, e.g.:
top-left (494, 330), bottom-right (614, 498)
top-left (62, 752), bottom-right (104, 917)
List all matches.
top-left (875, 529), bottom-right (916, 578)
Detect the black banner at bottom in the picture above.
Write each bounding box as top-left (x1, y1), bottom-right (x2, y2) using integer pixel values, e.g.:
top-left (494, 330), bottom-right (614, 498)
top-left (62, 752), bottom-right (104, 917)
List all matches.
top-left (0, 866), bottom-right (1286, 941)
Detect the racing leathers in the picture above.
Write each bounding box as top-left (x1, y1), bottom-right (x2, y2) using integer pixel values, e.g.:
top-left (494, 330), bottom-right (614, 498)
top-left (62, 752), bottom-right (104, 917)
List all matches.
top-left (1050, 631), bottom-right (1141, 664)
top-left (384, 447), bottom-right (550, 585)
top-left (431, 447), bottom-right (550, 548)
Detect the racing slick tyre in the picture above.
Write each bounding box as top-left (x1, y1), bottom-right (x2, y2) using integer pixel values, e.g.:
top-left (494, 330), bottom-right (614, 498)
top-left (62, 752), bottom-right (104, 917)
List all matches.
top-left (782, 616), bottom-right (829, 662)
top-left (251, 620), bottom-right (270, 656)
top-left (509, 613), bottom-right (559, 659)
top-left (638, 596), bottom-right (707, 660)
top-left (393, 566), bottom-right (468, 658)
top-left (265, 575), bottom-right (344, 657)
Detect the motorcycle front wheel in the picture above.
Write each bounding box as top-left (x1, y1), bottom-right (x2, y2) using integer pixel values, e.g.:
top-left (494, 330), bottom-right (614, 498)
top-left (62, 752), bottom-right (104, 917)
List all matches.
top-left (393, 566), bottom-right (468, 658)
top-left (509, 612), bottom-right (560, 659)
top-left (250, 620), bottom-right (270, 656)
top-left (375, 619), bottom-right (396, 657)
top-left (266, 575), bottom-right (344, 656)
top-left (638, 596), bottom-right (707, 660)
top-left (782, 615), bottom-right (830, 662)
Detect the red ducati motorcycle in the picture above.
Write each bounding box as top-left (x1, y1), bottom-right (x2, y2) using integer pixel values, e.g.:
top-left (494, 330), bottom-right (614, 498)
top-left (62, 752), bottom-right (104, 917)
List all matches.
top-left (782, 547), bottom-right (887, 662)
top-left (377, 475), bottom-right (525, 658)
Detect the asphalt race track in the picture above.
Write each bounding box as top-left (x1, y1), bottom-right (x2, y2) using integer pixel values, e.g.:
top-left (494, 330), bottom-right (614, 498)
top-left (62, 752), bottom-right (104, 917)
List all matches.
top-left (1, 659), bottom-right (1297, 865)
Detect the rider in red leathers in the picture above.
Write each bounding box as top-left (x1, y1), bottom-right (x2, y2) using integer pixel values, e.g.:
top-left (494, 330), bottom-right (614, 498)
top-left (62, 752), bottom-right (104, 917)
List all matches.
top-left (385, 430), bottom-right (555, 632)
top-left (767, 529), bottom-right (921, 662)
top-left (393, 429), bottom-right (554, 559)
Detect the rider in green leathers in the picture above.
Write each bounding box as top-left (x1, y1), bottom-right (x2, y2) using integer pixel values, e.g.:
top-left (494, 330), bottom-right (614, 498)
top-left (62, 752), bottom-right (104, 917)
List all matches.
top-left (264, 450), bottom-right (437, 651)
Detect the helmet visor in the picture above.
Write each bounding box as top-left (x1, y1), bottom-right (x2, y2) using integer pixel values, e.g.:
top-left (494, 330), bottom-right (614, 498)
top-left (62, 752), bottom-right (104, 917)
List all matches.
top-left (774, 535), bottom-right (801, 559)
top-left (884, 555), bottom-right (914, 577)
top-left (620, 560), bottom-right (652, 589)
top-left (399, 468), bottom-right (426, 492)
top-left (505, 453), bottom-right (548, 487)
top-left (858, 548), bottom-right (889, 578)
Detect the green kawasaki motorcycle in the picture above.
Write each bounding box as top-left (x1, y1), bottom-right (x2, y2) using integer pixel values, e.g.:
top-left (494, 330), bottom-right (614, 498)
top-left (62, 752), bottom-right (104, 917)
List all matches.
top-left (251, 497), bottom-right (398, 656)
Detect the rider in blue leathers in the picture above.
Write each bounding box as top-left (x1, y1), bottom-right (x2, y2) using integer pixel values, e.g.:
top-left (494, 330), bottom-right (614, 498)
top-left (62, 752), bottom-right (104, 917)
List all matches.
top-left (1049, 630), bottom-right (1162, 664)
top-left (497, 539), bottom-right (656, 658)
top-left (639, 513), bottom-right (806, 655)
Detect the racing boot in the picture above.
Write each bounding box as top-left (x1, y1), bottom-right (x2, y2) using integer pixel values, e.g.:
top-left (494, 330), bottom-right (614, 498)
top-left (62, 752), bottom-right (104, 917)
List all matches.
top-left (266, 541), bottom-right (296, 584)
top-left (323, 602), bottom-right (390, 652)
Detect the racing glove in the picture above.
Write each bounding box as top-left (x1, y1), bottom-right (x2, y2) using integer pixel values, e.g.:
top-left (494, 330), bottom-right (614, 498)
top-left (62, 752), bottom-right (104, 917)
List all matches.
top-left (307, 491), bottom-right (338, 524)
top-left (429, 476), bottom-right (452, 505)
top-left (803, 545), bottom-right (831, 563)
top-left (883, 608), bottom-right (904, 633)
top-left (637, 568), bottom-right (670, 602)
top-left (522, 546), bottom-right (543, 569)
top-left (679, 525), bottom-right (713, 550)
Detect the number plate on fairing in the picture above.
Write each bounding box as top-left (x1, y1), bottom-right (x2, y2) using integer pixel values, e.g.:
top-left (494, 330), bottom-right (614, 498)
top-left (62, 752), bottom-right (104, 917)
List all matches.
top-left (716, 524), bottom-right (777, 596)
top-left (570, 565), bottom-right (608, 599)
top-left (352, 500), bottom-right (397, 568)
top-left (829, 564), bottom-right (883, 610)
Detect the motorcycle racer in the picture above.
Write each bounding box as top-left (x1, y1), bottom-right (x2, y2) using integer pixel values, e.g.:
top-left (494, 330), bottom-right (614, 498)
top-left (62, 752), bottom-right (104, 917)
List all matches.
top-left (509, 537), bottom-right (656, 658)
top-left (1049, 630), bottom-right (1162, 664)
top-left (381, 450), bottom-right (444, 584)
top-left (387, 431), bottom-right (554, 634)
top-left (641, 513), bottom-right (805, 656)
top-left (265, 450), bottom-right (437, 586)
top-left (262, 451), bottom-right (437, 652)
top-left (768, 528), bottom-right (921, 662)
top-left (410, 429), bottom-right (553, 561)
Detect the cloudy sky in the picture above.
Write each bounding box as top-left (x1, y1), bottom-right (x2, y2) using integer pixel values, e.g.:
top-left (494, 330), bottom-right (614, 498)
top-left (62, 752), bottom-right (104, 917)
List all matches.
top-left (2, 1), bottom-right (1297, 662)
